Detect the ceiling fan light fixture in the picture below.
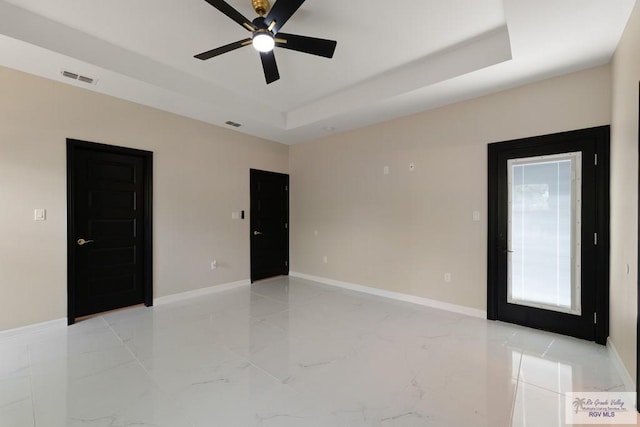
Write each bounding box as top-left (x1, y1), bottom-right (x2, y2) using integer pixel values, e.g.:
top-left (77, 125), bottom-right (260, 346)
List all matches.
top-left (252, 30), bottom-right (275, 52)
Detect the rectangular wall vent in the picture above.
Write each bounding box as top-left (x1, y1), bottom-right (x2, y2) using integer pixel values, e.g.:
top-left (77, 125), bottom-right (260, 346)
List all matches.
top-left (225, 121), bottom-right (242, 128)
top-left (60, 69), bottom-right (98, 85)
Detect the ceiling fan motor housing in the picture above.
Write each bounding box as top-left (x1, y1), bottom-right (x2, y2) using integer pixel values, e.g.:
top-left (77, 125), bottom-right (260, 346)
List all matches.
top-left (252, 0), bottom-right (270, 16)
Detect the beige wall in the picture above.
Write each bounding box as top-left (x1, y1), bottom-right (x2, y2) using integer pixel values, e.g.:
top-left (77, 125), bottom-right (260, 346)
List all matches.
top-left (290, 65), bottom-right (612, 311)
top-left (0, 66), bottom-right (288, 331)
top-left (610, 1), bottom-right (640, 383)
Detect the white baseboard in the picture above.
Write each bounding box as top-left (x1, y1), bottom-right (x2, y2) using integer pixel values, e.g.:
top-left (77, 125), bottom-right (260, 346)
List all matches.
top-left (0, 281), bottom-right (252, 337)
top-left (0, 318), bottom-right (67, 339)
top-left (290, 271), bottom-right (487, 319)
top-left (154, 279), bottom-right (251, 306)
top-left (607, 338), bottom-right (636, 392)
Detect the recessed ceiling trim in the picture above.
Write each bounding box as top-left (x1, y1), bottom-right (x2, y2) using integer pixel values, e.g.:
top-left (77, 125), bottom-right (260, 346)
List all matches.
top-left (286, 25), bottom-right (513, 130)
top-left (0, 0), bottom-right (635, 145)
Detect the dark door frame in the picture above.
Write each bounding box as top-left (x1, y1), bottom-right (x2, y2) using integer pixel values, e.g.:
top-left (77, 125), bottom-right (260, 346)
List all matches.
top-left (637, 82), bottom-right (640, 403)
top-left (487, 126), bottom-right (610, 345)
top-left (66, 139), bottom-right (153, 325)
top-left (250, 168), bottom-right (289, 283)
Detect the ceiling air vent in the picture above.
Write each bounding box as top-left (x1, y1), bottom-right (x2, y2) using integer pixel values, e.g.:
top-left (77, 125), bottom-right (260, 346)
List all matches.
top-left (77, 75), bottom-right (95, 84)
top-left (225, 121), bottom-right (242, 128)
top-left (61, 70), bottom-right (78, 80)
top-left (60, 69), bottom-right (98, 85)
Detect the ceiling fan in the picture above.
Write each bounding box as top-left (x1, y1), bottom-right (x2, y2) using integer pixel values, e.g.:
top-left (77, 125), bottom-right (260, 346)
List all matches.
top-left (194, 0), bottom-right (337, 84)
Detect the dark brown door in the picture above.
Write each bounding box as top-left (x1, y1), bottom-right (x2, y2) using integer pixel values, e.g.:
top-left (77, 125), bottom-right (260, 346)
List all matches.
top-left (487, 126), bottom-right (609, 344)
top-left (67, 139), bottom-right (152, 323)
top-left (250, 169), bottom-right (289, 282)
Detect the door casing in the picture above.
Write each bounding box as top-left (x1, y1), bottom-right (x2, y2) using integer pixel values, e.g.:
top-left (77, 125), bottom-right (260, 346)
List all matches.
top-left (66, 139), bottom-right (153, 324)
top-left (636, 83), bottom-right (640, 405)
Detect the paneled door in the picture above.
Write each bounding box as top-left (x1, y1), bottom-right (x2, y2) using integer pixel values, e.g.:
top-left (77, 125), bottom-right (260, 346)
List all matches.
top-left (67, 139), bottom-right (152, 323)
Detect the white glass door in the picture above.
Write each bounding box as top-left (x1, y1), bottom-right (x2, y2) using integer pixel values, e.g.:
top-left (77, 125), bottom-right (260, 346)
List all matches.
top-left (507, 152), bottom-right (582, 315)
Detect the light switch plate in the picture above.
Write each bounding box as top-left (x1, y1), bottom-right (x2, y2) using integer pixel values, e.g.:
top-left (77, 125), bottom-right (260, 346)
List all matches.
top-left (34, 209), bottom-right (46, 221)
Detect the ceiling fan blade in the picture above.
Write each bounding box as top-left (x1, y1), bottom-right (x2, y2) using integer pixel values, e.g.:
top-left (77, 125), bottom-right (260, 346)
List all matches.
top-left (203, 0), bottom-right (257, 31)
top-left (275, 33), bottom-right (337, 58)
top-left (260, 51), bottom-right (280, 84)
top-left (265, 0), bottom-right (306, 34)
top-left (195, 39), bottom-right (252, 60)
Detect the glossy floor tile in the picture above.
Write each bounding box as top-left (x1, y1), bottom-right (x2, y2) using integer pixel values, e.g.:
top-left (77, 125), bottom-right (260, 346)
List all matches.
top-left (0, 276), bottom-right (633, 426)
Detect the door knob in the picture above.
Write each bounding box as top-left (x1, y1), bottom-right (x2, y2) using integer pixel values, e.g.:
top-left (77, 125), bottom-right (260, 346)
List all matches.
top-left (77, 238), bottom-right (95, 246)
top-left (253, 231), bottom-right (263, 236)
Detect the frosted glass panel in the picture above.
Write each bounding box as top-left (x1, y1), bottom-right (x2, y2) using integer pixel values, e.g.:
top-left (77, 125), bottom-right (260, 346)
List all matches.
top-left (507, 153), bottom-right (581, 315)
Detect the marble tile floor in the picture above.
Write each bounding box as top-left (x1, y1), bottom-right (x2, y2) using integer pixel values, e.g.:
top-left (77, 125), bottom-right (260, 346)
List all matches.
top-left (0, 276), bottom-right (633, 427)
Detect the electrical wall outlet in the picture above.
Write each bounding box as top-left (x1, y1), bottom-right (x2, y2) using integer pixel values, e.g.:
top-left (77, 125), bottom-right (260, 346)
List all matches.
top-left (444, 273), bottom-right (452, 283)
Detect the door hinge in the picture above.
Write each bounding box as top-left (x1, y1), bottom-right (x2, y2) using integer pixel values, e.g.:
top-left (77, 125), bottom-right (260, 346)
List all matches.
top-left (285, 260), bottom-right (288, 267)
top-left (594, 312), bottom-right (597, 324)
top-left (285, 185), bottom-right (288, 191)
top-left (594, 233), bottom-right (598, 245)
top-left (594, 154), bottom-right (598, 166)
top-left (285, 223), bottom-right (288, 229)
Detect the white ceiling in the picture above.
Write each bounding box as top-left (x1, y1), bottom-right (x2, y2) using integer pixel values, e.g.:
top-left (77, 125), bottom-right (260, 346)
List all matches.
top-left (0, 0), bottom-right (636, 144)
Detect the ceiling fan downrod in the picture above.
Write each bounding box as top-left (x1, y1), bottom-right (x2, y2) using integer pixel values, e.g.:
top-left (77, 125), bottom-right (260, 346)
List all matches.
top-left (252, 0), bottom-right (270, 16)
